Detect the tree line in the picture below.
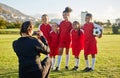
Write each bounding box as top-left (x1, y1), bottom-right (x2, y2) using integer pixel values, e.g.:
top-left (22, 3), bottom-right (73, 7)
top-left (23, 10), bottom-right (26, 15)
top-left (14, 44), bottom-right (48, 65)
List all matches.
top-left (0, 18), bottom-right (120, 34)
top-left (0, 18), bottom-right (22, 29)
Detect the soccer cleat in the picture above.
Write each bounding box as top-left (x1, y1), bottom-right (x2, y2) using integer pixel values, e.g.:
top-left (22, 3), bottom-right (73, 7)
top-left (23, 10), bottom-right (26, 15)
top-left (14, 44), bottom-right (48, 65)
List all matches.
top-left (72, 66), bottom-right (79, 71)
top-left (83, 67), bottom-right (90, 71)
top-left (86, 68), bottom-right (93, 72)
top-left (87, 68), bottom-right (93, 72)
top-left (51, 67), bottom-right (55, 71)
top-left (65, 66), bottom-right (69, 70)
top-left (54, 67), bottom-right (60, 71)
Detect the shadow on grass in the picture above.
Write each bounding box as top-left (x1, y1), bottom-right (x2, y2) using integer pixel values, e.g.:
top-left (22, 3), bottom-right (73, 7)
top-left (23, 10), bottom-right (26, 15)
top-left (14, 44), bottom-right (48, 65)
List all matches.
top-left (50, 69), bottom-right (95, 78)
top-left (0, 70), bottom-right (94, 78)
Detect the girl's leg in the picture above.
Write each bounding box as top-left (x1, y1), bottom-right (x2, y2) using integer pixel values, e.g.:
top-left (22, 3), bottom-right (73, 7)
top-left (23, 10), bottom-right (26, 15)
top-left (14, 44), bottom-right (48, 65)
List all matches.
top-left (51, 56), bottom-right (56, 69)
top-left (84, 54), bottom-right (90, 68)
top-left (72, 56), bottom-right (79, 71)
top-left (65, 48), bottom-right (70, 69)
top-left (91, 54), bottom-right (96, 70)
top-left (56, 48), bottom-right (63, 70)
top-left (75, 56), bottom-right (79, 67)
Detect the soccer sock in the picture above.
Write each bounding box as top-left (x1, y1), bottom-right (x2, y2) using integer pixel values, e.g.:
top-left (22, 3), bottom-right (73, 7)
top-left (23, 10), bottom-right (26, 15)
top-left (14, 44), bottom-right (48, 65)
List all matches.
top-left (75, 58), bottom-right (79, 67)
top-left (66, 54), bottom-right (69, 66)
top-left (57, 55), bottom-right (62, 68)
top-left (52, 58), bottom-right (56, 69)
top-left (91, 58), bottom-right (96, 70)
top-left (85, 60), bottom-right (90, 68)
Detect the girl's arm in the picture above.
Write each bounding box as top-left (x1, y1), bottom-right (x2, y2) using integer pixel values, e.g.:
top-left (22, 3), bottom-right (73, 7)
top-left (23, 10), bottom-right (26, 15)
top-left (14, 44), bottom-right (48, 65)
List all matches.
top-left (98, 29), bottom-right (103, 38)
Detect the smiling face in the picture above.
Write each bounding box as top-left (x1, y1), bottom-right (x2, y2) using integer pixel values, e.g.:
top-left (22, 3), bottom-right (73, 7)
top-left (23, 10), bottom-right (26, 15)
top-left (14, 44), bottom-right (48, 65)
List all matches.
top-left (63, 12), bottom-right (70, 21)
top-left (72, 21), bottom-right (80, 29)
top-left (42, 15), bottom-right (49, 24)
top-left (85, 14), bottom-right (92, 23)
top-left (52, 23), bottom-right (58, 32)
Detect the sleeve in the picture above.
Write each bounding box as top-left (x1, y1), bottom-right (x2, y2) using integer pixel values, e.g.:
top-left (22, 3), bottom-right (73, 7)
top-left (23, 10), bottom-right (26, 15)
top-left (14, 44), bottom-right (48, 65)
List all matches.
top-left (59, 23), bottom-right (62, 34)
top-left (70, 29), bottom-right (73, 43)
top-left (38, 24), bottom-right (41, 31)
top-left (80, 29), bottom-right (84, 33)
top-left (34, 38), bottom-right (50, 55)
top-left (70, 22), bottom-right (73, 31)
top-left (12, 40), bottom-right (17, 53)
top-left (40, 36), bottom-right (48, 46)
top-left (49, 32), bottom-right (52, 46)
top-left (81, 24), bottom-right (85, 30)
top-left (70, 29), bottom-right (73, 36)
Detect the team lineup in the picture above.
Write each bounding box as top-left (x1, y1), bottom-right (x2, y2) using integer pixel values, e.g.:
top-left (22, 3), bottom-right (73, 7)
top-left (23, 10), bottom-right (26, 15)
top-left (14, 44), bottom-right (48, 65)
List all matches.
top-left (38, 7), bottom-right (103, 72)
top-left (12, 7), bottom-right (103, 78)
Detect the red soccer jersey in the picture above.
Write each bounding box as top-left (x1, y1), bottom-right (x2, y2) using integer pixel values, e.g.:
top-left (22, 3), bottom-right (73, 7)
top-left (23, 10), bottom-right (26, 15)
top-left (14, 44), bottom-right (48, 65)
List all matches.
top-left (83, 22), bottom-right (97, 55)
top-left (71, 29), bottom-right (84, 56)
top-left (39, 24), bottom-right (51, 44)
top-left (49, 31), bottom-right (59, 57)
top-left (59, 20), bottom-right (72, 40)
top-left (59, 20), bottom-right (72, 48)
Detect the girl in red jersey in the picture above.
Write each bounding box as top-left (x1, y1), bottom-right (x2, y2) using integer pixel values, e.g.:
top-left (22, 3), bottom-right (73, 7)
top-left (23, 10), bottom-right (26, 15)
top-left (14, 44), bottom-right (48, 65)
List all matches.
top-left (49, 22), bottom-right (59, 70)
top-left (38, 14), bottom-right (51, 45)
top-left (71, 21), bottom-right (84, 71)
top-left (55, 7), bottom-right (72, 71)
top-left (83, 13), bottom-right (102, 72)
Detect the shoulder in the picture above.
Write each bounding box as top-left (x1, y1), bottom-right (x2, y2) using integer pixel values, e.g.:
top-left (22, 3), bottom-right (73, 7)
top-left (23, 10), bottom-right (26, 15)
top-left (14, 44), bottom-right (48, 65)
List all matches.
top-left (47, 24), bottom-right (51, 27)
top-left (80, 29), bottom-right (84, 33)
top-left (68, 21), bottom-right (72, 23)
top-left (61, 20), bottom-right (65, 23)
top-left (29, 37), bottom-right (40, 45)
top-left (38, 24), bottom-right (42, 30)
top-left (29, 37), bottom-right (38, 41)
top-left (90, 22), bottom-right (94, 27)
top-left (70, 29), bottom-right (74, 32)
top-left (13, 40), bottom-right (18, 47)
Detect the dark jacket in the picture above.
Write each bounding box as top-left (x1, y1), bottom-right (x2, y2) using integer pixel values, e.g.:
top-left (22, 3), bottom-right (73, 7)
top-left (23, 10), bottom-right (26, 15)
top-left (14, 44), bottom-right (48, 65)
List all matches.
top-left (12, 36), bottom-right (50, 75)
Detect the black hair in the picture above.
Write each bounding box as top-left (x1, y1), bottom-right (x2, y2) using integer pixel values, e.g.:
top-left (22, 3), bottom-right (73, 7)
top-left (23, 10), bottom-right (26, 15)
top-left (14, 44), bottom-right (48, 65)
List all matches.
top-left (86, 13), bottom-right (92, 18)
top-left (73, 21), bottom-right (81, 36)
top-left (63, 7), bottom-right (72, 13)
top-left (20, 21), bottom-right (32, 36)
top-left (42, 14), bottom-right (48, 17)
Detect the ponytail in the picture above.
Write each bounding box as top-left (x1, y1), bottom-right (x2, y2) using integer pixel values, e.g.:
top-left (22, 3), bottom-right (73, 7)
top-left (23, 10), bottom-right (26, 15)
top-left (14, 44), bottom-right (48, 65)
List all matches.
top-left (20, 21), bottom-right (32, 36)
top-left (63, 7), bottom-right (72, 13)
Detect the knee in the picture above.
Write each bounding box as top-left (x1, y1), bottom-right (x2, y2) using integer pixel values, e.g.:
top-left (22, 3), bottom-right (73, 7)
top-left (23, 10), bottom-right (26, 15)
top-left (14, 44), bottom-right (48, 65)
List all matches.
top-left (46, 57), bottom-right (52, 65)
top-left (92, 54), bottom-right (95, 58)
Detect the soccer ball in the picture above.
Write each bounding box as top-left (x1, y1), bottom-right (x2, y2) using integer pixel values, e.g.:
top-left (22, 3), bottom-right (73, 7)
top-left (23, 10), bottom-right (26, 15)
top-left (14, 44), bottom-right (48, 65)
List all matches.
top-left (93, 27), bottom-right (101, 37)
top-left (93, 23), bottom-right (103, 37)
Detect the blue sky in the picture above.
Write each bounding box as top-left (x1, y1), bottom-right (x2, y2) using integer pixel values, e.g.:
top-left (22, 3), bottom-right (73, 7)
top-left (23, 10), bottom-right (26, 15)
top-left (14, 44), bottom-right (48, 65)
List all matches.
top-left (0, 0), bottom-right (120, 21)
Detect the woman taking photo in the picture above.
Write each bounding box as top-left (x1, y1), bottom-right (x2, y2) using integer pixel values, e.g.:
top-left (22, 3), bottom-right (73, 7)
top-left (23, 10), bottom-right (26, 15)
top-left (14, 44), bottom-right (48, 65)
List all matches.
top-left (12, 21), bottom-right (51, 78)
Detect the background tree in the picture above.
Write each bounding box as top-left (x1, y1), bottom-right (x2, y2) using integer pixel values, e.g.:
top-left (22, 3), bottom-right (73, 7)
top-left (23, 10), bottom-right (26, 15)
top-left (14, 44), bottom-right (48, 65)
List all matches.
top-left (106, 20), bottom-right (111, 27)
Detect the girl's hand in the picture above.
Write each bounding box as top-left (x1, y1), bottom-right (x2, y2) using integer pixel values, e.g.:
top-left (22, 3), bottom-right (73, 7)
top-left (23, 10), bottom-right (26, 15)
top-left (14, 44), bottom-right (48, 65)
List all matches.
top-left (98, 30), bottom-right (103, 38)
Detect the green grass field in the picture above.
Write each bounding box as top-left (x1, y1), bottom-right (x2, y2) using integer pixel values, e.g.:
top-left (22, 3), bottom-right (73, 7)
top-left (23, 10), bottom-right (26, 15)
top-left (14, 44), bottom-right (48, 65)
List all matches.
top-left (0, 34), bottom-right (120, 78)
